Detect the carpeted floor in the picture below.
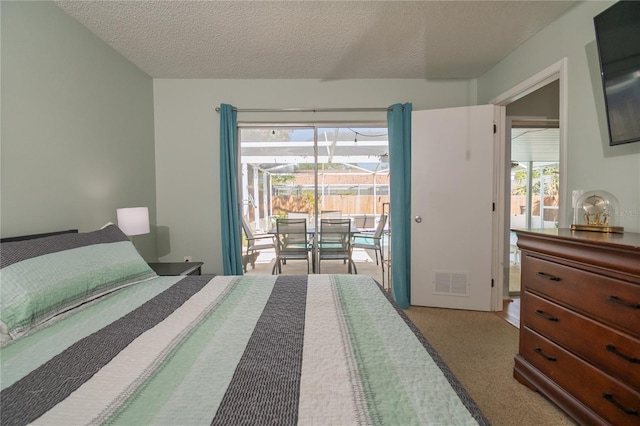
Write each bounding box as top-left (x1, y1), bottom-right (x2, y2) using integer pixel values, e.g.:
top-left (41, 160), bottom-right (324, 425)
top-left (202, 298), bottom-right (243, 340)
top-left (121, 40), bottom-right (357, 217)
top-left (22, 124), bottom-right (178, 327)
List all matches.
top-left (405, 306), bottom-right (576, 426)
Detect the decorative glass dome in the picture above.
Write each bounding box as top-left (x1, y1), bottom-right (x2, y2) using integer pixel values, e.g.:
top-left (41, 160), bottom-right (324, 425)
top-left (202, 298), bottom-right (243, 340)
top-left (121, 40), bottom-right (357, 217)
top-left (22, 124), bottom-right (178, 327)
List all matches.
top-left (571, 190), bottom-right (623, 233)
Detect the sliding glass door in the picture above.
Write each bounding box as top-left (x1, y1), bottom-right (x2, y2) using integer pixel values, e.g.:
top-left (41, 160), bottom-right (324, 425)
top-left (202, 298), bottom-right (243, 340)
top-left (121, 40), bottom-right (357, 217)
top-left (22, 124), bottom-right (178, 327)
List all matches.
top-left (238, 124), bottom-right (389, 275)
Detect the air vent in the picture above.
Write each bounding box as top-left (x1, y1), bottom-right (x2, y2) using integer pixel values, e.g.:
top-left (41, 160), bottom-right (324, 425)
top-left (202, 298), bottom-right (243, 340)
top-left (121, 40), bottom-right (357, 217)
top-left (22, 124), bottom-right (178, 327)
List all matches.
top-left (433, 271), bottom-right (469, 296)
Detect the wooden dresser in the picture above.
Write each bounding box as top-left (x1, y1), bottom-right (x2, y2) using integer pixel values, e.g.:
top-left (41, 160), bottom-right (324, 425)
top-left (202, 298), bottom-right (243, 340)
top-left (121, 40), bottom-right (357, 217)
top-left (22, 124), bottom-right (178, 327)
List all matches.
top-left (514, 229), bottom-right (640, 425)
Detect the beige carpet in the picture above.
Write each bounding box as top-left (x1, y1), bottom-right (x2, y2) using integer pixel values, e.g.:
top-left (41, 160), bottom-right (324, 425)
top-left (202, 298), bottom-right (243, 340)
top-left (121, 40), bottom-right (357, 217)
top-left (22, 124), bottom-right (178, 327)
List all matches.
top-left (405, 306), bottom-right (576, 426)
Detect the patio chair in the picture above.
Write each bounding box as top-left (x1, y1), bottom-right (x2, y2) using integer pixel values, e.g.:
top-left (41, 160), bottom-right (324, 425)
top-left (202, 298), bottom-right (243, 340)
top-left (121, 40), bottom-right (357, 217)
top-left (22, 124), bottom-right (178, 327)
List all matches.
top-left (273, 218), bottom-right (311, 274)
top-left (240, 215), bottom-right (275, 272)
top-left (352, 214), bottom-right (371, 230)
top-left (352, 213), bottom-right (388, 266)
top-left (320, 210), bottom-right (342, 219)
top-left (317, 218), bottom-right (356, 274)
top-left (287, 211), bottom-right (309, 219)
top-left (287, 211), bottom-right (310, 226)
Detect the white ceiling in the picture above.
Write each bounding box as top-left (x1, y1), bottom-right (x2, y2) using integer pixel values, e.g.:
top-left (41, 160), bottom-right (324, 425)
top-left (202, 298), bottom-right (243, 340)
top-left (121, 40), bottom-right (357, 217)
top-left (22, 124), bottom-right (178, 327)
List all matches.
top-left (54, 0), bottom-right (577, 79)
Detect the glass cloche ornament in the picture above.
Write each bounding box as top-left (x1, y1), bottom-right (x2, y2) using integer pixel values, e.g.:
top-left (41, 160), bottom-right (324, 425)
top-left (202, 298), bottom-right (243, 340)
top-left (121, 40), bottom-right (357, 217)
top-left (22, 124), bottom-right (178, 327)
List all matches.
top-left (571, 190), bottom-right (623, 233)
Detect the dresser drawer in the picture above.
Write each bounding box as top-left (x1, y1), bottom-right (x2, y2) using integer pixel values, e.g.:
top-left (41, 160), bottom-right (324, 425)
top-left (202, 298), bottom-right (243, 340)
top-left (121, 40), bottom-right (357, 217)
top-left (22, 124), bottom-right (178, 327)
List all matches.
top-left (522, 254), bottom-right (640, 338)
top-left (520, 327), bottom-right (640, 425)
top-left (522, 292), bottom-right (640, 391)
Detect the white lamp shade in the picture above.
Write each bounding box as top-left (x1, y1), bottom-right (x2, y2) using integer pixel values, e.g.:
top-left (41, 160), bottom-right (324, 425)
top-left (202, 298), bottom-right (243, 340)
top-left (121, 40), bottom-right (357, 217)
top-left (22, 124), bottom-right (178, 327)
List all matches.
top-left (117, 207), bottom-right (150, 236)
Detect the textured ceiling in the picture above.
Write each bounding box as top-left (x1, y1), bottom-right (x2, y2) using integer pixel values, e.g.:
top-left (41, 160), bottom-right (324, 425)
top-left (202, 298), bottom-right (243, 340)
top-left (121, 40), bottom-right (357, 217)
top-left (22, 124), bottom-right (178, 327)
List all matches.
top-left (54, 1), bottom-right (577, 79)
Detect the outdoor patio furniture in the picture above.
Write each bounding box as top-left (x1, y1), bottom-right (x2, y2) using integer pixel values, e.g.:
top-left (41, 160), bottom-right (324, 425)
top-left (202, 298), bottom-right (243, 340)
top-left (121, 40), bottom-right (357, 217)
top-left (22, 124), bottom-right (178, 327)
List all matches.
top-left (352, 214), bottom-right (373, 230)
top-left (320, 210), bottom-right (342, 219)
top-left (352, 213), bottom-right (388, 267)
top-left (240, 215), bottom-right (276, 272)
top-left (317, 218), bottom-right (356, 274)
top-left (287, 211), bottom-right (309, 219)
top-left (287, 211), bottom-right (310, 225)
top-left (273, 218), bottom-right (312, 274)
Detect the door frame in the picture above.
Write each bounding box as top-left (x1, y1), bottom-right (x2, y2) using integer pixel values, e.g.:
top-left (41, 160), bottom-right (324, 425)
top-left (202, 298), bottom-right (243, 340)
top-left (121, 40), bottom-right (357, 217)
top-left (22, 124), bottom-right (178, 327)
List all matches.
top-left (489, 58), bottom-right (569, 303)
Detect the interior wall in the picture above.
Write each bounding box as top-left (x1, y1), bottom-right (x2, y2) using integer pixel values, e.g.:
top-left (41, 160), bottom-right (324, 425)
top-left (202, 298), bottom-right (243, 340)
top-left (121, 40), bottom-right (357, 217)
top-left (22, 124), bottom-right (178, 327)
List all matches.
top-left (1, 1), bottom-right (158, 260)
top-left (478, 0), bottom-right (640, 232)
top-left (153, 78), bottom-right (477, 274)
top-left (506, 80), bottom-right (559, 119)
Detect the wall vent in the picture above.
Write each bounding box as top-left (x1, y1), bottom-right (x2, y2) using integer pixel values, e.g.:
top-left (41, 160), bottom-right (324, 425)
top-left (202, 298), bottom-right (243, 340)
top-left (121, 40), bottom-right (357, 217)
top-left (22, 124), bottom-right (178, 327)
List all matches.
top-left (433, 271), bottom-right (469, 296)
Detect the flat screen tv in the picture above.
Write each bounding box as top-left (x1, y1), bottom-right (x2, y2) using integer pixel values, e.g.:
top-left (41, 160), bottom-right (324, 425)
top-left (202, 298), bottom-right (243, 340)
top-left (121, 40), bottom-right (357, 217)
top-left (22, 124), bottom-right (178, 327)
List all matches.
top-left (593, 1), bottom-right (640, 146)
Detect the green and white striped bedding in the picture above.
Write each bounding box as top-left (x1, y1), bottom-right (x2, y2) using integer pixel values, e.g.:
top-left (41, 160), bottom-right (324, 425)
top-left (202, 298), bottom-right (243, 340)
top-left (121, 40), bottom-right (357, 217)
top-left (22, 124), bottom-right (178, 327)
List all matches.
top-left (0, 225), bottom-right (157, 342)
top-left (1, 274), bottom-right (489, 425)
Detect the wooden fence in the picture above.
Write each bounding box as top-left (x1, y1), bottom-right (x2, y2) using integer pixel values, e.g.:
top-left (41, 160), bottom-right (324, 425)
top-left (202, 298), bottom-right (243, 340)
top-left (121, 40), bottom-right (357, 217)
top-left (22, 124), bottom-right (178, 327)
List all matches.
top-left (271, 195), bottom-right (390, 217)
top-left (250, 193), bottom-right (559, 223)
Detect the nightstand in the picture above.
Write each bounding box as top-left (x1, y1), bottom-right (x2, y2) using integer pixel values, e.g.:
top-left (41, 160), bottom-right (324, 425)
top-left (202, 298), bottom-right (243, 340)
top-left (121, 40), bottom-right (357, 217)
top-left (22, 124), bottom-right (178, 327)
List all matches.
top-left (148, 262), bottom-right (203, 276)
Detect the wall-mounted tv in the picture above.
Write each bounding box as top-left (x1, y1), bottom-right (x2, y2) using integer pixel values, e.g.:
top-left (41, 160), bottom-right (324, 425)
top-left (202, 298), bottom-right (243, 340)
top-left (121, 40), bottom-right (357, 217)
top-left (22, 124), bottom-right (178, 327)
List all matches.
top-left (593, 1), bottom-right (640, 146)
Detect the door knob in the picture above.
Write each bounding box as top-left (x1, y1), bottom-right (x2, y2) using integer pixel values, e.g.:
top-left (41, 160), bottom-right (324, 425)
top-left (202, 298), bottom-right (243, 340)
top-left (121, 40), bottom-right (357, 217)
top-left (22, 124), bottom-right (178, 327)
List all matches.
top-left (415, 216), bottom-right (422, 223)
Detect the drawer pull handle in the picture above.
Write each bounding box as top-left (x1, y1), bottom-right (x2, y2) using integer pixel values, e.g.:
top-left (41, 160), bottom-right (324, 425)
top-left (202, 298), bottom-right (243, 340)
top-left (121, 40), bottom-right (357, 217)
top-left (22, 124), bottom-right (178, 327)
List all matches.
top-left (606, 345), bottom-right (640, 364)
top-left (602, 393), bottom-right (639, 416)
top-left (535, 310), bottom-right (558, 322)
top-left (534, 347), bottom-right (557, 362)
top-left (608, 295), bottom-right (640, 310)
top-left (536, 272), bottom-right (561, 281)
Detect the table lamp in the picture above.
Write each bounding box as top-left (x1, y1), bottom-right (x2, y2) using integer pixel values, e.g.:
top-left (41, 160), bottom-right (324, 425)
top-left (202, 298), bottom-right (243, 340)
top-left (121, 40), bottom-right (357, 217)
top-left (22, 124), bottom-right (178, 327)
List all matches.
top-left (117, 207), bottom-right (150, 247)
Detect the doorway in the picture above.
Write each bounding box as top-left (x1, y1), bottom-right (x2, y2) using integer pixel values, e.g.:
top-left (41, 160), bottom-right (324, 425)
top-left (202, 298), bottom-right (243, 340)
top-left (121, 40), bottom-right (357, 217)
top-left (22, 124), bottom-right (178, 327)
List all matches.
top-left (491, 58), bottom-right (568, 316)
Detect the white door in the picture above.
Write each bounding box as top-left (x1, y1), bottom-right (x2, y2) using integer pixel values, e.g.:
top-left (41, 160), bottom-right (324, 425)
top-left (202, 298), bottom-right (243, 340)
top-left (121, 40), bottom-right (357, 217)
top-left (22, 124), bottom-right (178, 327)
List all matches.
top-left (411, 105), bottom-right (498, 311)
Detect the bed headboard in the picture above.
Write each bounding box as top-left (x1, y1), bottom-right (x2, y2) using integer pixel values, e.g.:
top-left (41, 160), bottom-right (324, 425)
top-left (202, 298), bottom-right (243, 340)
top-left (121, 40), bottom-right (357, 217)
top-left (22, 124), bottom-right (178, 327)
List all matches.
top-left (0, 229), bottom-right (79, 243)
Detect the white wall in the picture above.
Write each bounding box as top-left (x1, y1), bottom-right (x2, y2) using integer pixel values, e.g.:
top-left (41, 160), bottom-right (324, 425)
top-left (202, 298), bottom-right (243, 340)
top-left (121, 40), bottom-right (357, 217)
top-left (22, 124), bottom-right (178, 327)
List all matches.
top-left (478, 1), bottom-right (640, 232)
top-left (1, 1), bottom-right (158, 259)
top-left (153, 79), bottom-right (477, 274)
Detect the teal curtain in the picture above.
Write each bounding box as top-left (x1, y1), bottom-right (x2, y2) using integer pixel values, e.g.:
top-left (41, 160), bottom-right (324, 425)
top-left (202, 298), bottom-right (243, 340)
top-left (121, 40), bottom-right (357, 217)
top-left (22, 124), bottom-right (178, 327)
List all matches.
top-left (219, 104), bottom-right (243, 275)
top-left (387, 103), bottom-right (412, 308)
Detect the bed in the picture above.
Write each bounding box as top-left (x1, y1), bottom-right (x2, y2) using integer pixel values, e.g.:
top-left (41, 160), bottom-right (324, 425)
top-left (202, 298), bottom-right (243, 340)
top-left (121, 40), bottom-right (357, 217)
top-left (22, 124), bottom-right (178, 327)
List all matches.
top-left (0, 225), bottom-right (489, 425)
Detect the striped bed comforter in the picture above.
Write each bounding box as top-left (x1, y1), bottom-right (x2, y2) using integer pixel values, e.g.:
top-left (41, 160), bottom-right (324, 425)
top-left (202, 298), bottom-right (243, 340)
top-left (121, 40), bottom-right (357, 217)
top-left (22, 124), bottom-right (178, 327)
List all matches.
top-left (1, 274), bottom-right (489, 425)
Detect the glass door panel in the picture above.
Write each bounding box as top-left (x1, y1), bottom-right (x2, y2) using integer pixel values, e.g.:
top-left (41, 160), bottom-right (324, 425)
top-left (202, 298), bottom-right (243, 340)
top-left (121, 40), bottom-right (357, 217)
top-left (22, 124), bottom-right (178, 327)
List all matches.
top-left (240, 126), bottom-right (315, 229)
top-left (509, 126), bottom-right (560, 295)
top-left (316, 127), bottom-right (389, 229)
top-left (511, 161), bottom-right (559, 230)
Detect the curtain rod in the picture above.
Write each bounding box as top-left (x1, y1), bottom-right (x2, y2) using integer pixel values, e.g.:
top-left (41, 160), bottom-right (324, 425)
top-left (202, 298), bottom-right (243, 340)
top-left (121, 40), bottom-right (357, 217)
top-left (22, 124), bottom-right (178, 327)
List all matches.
top-left (214, 107), bottom-right (392, 113)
